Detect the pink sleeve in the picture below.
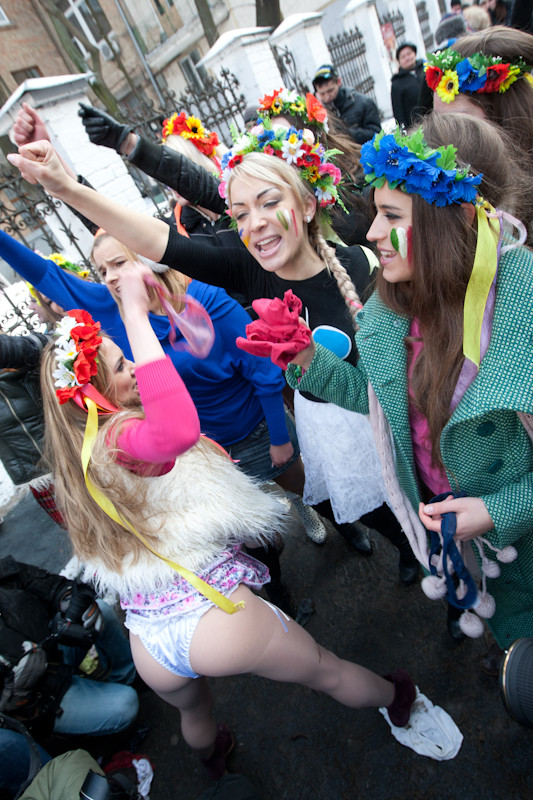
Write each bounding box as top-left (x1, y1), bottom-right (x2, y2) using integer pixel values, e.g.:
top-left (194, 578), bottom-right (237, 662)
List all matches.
top-left (115, 357), bottom-right (200, 466)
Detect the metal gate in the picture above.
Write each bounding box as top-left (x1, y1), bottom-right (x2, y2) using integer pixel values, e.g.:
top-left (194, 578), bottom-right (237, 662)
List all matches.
top-left (380, 9), bottom-right (407, 44)
top-left (271, 45), bottom-right (309, 95)
top-left (0, 160), bottom-right (97, 335)
top-left (416, 1), bottom-right (435, 51)
top-left (116, 68), bottom-right (247, 218)
top-left (327, 28), bottom-right (377, 105)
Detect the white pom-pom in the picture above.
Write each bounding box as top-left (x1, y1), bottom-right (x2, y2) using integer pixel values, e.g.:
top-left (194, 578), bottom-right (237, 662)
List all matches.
top-left (459, 610), bottom-right (485, 638)
top-left (473, 592), bottom-right (496, 619)
top-left (482, 558), bottom-right (501, 578)
top-left (455, 581), bottom-right (467, 600)
top-left (497, 546), bottom-right (518, 564)
top-left (421, 575), bottom-right (447, 600)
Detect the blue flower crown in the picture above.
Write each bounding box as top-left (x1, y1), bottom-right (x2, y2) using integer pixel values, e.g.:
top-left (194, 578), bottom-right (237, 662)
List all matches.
top-left (360, 127), bottom-right (482, 206)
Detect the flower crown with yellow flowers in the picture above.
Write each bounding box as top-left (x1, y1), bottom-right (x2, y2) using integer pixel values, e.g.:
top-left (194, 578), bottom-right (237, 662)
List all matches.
top-left (218, 118), bottom-right (344, 209)
top-left (162, 112), bottom-right (219, 158)
top-left (27, 253), bottom-right (90, 303)
top-left (256, 88), bottom-right (329, 132)
top-left (425, 48), bottom-right (530, 104)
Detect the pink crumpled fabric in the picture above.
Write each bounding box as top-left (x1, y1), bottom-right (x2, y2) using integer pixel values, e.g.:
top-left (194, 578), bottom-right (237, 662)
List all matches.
top-left (236, 289), bottom-right (312, 369)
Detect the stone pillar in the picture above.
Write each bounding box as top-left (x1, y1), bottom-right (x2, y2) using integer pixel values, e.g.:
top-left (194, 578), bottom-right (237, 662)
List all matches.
top-left (342, 0), bottom-right (394, 120)
top-left (0, 74), bottom-right (152, 264)
top-left (269, 14), bottom-right (331, 94)
top-left (199, 27), bottom-right (283, 118)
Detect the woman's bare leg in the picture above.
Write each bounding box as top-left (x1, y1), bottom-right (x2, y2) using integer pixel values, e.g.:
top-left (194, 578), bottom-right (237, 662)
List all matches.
top-left (189, 586), bottom-right (395, 709)
top-left (130, 633), bottom-right (216, 757)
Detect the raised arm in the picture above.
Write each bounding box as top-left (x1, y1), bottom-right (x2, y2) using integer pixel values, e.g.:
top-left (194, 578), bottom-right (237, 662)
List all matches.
top-left (78, 103), bottom-right (226, 214)
top-left (114, 265), bottom-right (200, 464)
top-left (7, 141), bottom-right (170, 263)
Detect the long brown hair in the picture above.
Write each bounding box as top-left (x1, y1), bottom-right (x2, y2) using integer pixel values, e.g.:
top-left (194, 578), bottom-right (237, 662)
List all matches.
top-left (453, 27), bottom-right (533, 170)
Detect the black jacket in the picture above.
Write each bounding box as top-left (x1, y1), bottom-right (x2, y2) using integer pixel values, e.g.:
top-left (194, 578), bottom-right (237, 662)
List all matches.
top-left (391, 60), bottom-right (426, 128)
top-left (0, 334), bottom-right (48, 486)
top-left (0, 557), bottom-right (74, 732)
top-left (128, 137), bottom-right (226, 215)
top-left (332, 87), bottom-right (381, 144)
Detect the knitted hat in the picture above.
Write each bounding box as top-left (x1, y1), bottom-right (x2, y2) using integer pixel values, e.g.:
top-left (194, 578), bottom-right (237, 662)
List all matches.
top-left (313, 64), bottom-right (339, 87)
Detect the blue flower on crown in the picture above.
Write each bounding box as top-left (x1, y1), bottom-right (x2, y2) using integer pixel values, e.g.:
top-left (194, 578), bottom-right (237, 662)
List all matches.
top-left (455, 59), bottom-right (487, 93)
top-left (361, 126), bottom-right (483, 206)
top-left (256, 125), bottom-right (277, 146)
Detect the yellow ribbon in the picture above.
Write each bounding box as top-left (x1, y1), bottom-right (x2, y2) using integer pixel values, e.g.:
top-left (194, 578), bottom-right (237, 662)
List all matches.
top-left (462, 204), bottom-right (499, 367)
top-left (81, 398), bottom-right (244, 614)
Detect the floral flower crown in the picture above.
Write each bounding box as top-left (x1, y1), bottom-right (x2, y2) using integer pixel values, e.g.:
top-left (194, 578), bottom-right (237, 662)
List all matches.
top-left (53, 309), bottom-right (102, 404)
top-left (360, 126), bottom-right (482, 206)
top-left (218, 119), bottom-right (344, 209)
top-left (257, 88), bottom-right (328, 132)
top-left (27, 254), bottom-right (90, 302)
top-left (162, 112), bottom-right (219, 158)
top-left (425, 48), bottom-right (529, 104)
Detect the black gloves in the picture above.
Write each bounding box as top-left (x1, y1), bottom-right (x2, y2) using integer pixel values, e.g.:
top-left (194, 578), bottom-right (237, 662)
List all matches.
top-left (78, 102), bottom-right (132, 152)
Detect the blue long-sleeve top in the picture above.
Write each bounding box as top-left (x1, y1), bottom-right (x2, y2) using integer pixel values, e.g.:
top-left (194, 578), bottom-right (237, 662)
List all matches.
top-left (0, 230), bottom-right (288, 447)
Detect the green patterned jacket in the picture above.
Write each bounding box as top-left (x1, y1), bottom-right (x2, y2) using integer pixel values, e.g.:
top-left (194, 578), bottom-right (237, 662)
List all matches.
top-left (288, 245), bottom-right (533, 648)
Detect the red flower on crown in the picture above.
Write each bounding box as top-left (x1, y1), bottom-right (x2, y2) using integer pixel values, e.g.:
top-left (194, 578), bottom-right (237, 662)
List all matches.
top-left (478, 63), bottom-right (510, 93)
top-left (425, 65), bottom-right (444, 91)
top-left (305, 93), bottom-right (327, 124)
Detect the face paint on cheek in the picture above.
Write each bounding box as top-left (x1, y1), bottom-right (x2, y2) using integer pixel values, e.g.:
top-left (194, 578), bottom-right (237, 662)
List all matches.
top-left (238, 228), bottom-right (250, 248)
top-left (291, 209), bottom-right (298, 237)
top-left (390, 227), bottom-right (408, 259)
top-left (407, 226), bottom-right (413, 264)
top-left (276, 210), bottom-right (289, 230)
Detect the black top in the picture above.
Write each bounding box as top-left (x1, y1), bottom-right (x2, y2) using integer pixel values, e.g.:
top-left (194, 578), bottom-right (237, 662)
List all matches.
top-left (162, 231), bottom-right (376, 377)
top-left (332, 87), bottom-right (381, 144)
top-left (391, 60), bottom-right (426, 128)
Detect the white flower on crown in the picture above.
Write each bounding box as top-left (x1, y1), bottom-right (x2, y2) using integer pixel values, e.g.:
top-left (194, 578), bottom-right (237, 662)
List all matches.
top-left (280, 133), bottom-right (305, 165)
top-left (279, 88), bottom-right (298, 103)
top-left (233, 133), bottom-right (252, 152)
top-left (54, 315), bottom-right (79, 349)
top-left (52, 359), bottom-right (78, 389)
top-left (315, 186), bottom-right (334, 204)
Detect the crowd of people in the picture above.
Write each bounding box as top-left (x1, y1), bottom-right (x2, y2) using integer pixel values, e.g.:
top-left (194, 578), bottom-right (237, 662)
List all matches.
top-left (0, 10), bottom-right (532, 799)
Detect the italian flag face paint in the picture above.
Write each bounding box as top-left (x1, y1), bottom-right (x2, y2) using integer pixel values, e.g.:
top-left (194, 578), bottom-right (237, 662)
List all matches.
top-left (390, 226), bottom-right (408, 259)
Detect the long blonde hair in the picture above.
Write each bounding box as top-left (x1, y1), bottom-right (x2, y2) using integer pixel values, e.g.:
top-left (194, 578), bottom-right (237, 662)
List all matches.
top-left (227, 152), bottom-right (362, 329)
top-left (91, 233), bottom-right (190, 315)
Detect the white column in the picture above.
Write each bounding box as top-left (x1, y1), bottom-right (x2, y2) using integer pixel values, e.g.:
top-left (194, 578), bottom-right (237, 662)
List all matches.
top-left (199, 28), bottom-right (284, 119)
top-left (270, 14), bottom-right (331, 93)
top-left (342, 0), bottom-right (394, 120)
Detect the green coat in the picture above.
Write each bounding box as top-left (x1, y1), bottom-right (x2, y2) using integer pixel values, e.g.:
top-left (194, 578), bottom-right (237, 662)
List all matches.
top-left (288, 245), bottom-right (533, 648)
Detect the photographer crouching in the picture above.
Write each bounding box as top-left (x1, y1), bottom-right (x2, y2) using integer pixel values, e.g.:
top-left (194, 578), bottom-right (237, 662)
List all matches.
top-left (0, 556), bottom-right (138, 797)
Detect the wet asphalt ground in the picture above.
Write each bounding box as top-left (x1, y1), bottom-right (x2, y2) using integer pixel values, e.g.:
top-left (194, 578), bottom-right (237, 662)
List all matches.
top-left (1, 490), bottom-right (532, 800)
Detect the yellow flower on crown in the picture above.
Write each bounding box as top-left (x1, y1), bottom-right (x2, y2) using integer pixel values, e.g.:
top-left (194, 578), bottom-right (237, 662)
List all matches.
top-left (436, 69), bottom-right (459, 104)
top-left (182, 116), bottom-right (205, 140)
top-left (271, 97), bottom-right (284, 115)
top-left (498, 64), bottom-right (521, 93)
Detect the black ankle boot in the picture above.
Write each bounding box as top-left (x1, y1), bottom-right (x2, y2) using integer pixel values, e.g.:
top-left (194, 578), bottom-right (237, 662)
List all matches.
top-left (312, 500), bottom-right (373, 555)
top-left (336, 521), bottom-right (373, 555)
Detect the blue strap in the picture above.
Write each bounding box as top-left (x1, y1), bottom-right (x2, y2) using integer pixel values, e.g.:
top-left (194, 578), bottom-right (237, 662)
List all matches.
top-left (427, 491), bottom-right (478, 610)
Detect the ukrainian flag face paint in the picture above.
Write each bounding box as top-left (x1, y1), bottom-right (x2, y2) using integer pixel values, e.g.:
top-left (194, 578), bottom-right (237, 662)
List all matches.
top-left (229, 175), bottom-right (315, 279)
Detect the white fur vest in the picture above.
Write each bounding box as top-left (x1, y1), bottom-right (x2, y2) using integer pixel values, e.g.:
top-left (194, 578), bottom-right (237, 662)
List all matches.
top-left (83, 439), bottom-right (288, 598)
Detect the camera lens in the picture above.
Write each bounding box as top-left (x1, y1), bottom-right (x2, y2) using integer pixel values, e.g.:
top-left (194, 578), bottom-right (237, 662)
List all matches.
top-left (80, 771), bottom-right (111, 800)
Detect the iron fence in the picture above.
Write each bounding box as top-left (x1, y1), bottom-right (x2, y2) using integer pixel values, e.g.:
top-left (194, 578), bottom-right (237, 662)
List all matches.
top-left (271, 45), bottom-right (309, 95)
top-left (380, 9), bottom-right (407, 44)
top-left (416, 1), bottom-right (434, 51)
top-left (327, 28), bottom-right (377, 106)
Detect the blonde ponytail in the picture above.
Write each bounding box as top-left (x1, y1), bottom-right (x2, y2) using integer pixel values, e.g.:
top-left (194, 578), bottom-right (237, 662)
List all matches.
top-left (309, 222), bottom-right (361, 329)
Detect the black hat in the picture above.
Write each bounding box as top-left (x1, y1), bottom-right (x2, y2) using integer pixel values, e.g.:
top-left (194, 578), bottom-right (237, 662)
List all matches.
top-left (312, 64), bottom-right (339, 87)
top-left (396, 42), bottom-right (417, 61)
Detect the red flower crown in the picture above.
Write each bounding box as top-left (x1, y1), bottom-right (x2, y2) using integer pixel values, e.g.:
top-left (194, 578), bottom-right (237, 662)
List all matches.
top-left (52, 309), bottom-right (102, 404)
top-left (162, 112), bottom-right (219, 158)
